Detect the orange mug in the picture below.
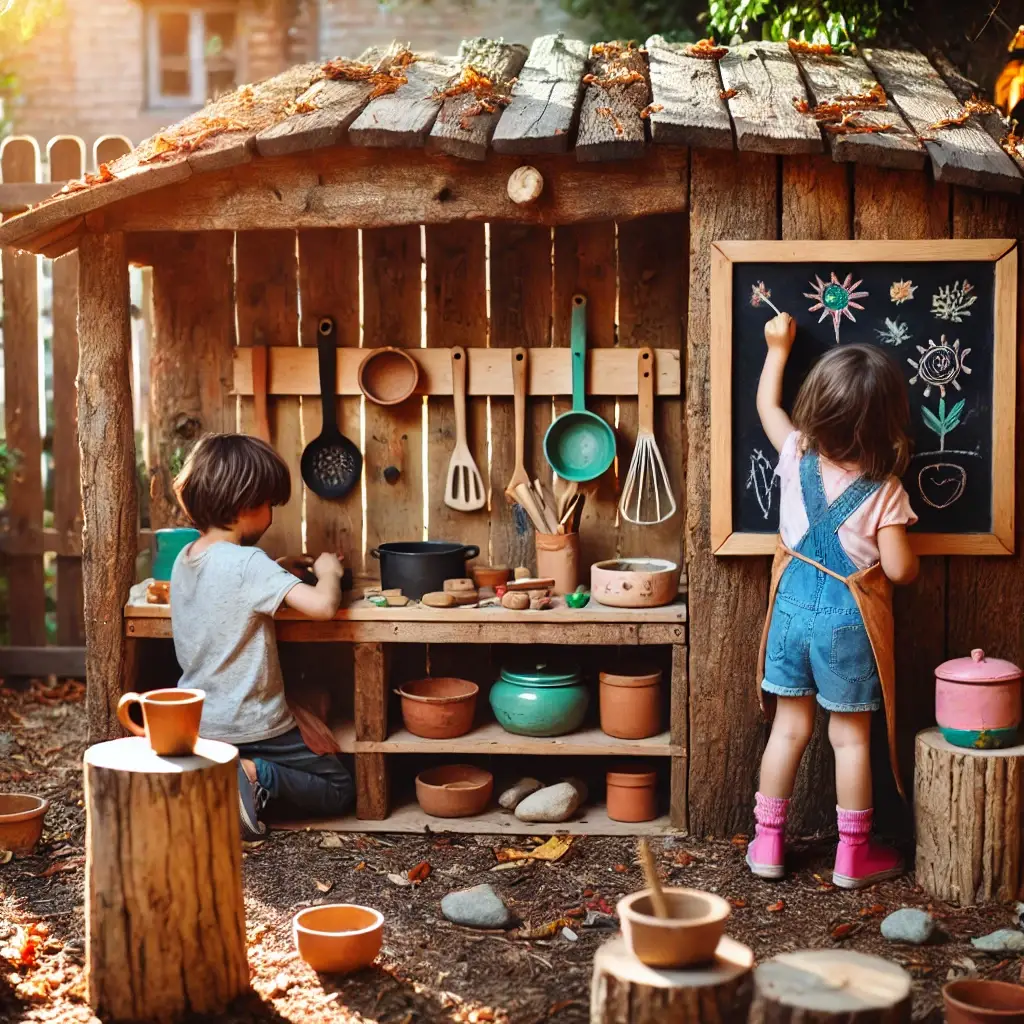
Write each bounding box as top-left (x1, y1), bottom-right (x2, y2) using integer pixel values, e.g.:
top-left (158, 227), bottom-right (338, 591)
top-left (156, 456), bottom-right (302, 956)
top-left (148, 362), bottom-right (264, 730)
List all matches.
top-left (116, 688), bottom-right (205, 756)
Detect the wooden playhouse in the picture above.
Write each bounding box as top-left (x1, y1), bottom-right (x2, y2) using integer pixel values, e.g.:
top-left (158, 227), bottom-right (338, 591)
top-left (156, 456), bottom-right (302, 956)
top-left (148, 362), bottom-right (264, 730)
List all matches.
top-left (2, 34), bottom-right (1023, 843)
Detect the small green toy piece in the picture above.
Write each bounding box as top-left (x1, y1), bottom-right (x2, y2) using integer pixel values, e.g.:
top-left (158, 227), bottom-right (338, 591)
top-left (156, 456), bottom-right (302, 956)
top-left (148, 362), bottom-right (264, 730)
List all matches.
top-left (565, 585), bottom-right (590, 609)
top-left (367, 594), bottom-right (388, 608)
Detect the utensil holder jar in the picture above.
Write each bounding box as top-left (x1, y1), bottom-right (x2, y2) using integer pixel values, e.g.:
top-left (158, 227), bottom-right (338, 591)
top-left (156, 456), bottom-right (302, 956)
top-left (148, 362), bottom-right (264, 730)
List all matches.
top-left (535, 532), bottom-right (579, 596)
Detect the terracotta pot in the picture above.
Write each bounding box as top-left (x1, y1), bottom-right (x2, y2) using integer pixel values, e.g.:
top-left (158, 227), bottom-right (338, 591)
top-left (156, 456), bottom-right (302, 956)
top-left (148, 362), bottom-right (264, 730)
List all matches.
top-left (293, 904), bottom-right (384, 974)
top-left (471, 565), bottom-right (510, 589)
top-left (116, 688), bottom-right (205, 756)
top-left (397, 678), bottom-right (479, 739)
top-left (357, 347), bottom-right (420, 406)
top-left (599, 670), bottom-right (662, 739)
top-left (0, 794), bottom-right (49, 856)
top-left (535, 532), bottom-right (580, 596)
top-left (606, 765), bottom-right (658, 822)
top-left (944, 980), bottom-right (1024, 1024)
top-left (415, 765), bottom-right (493, 818)
top-left (936, 649), bottom-right (1023, 749)
top-left (618, 888), bottom-right (731, 968)
top-left (591, 558), bottom-right (680, 608)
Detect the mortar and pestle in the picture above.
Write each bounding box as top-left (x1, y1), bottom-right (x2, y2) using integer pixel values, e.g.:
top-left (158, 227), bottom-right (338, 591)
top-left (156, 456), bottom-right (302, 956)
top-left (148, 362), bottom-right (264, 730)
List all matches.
top-left (617, 840), bottom-right (731, 969)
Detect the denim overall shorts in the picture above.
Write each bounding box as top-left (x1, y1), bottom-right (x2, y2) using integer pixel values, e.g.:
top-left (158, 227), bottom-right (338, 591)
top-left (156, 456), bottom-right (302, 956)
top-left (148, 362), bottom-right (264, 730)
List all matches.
top-left (762, 452), bottom-right (882, 713)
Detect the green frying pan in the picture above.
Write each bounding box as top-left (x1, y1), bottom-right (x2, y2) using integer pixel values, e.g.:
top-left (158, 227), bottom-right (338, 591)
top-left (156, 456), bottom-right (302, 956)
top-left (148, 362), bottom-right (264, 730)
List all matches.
top-left (543, 294), bottom-right (616, 482)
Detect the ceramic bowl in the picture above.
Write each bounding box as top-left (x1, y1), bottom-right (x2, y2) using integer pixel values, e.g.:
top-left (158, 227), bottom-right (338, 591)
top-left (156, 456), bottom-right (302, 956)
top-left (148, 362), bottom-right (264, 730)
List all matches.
top-left (0, 794), bottom-right (49, 856)
top-left (415, 765), bottom-right (493, 818)
top-left (591, 558), bottom-right (680, 608)
top-left (943, 980), bottom-right (1024, 1024)
top-left (293, 904), bottom-right (384, 974)
top-left (358, 348), bottom-right (420, 406)
top-left (471, 565), bottom-right (510, 589)
top-left (618, 888), bottom-right (731, 968)
top-left (397, 678), bottom-right (479, 739)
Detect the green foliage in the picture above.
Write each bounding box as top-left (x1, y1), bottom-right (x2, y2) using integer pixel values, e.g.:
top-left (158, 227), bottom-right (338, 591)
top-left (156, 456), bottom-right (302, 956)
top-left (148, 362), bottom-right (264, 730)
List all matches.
top-left (0, 441), bottom-right (19, 508)
top-left (922, 396), bottom-right (964, 440)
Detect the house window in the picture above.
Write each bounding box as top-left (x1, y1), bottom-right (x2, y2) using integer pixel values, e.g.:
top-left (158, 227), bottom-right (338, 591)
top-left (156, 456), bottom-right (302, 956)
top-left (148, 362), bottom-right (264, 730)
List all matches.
top-left (146, 5), bottom-right (239, 108)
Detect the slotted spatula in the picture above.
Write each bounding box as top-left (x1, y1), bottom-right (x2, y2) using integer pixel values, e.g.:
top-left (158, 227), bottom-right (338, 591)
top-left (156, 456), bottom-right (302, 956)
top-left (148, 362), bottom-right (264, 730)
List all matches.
top-left (444, 345), bottom-right (485, 512)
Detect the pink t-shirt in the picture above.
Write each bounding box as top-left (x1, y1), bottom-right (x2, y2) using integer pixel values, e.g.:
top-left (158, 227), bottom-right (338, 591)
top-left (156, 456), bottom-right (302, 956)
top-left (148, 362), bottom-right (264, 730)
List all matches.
top-left (776, 431), bottom-right (917, 570)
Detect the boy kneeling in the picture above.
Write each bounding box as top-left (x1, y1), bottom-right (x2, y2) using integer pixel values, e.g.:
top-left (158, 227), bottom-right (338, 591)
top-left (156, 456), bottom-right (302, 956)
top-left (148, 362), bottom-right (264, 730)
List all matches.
top-left (171, 433), bottom-right (353, 840)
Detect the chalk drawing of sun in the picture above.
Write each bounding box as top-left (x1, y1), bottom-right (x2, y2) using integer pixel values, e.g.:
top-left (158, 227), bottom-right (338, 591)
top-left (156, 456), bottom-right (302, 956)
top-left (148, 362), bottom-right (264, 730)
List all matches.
top-left (804, 272), bottom-right (869, 343)
top-left (907, 335), bottom-right (971, 398)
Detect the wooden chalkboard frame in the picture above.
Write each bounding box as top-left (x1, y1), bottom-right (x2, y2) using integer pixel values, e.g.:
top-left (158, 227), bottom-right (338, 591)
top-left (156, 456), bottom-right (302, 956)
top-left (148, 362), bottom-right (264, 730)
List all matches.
top-left (711, 239), bottom-right (1018, 557)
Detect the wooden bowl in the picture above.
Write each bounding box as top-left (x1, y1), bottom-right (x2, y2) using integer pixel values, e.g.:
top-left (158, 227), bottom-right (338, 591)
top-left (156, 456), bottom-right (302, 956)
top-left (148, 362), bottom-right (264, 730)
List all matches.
top-left (397, 677), bottom-right (479, 739)
top-left (944, 981), bottom-right (1024, 1024)
top-left (415, 764), bottom-right (493, 818)
top-left (591, 558), bottom-right (680, 608)
top-left (293, 904), bottom-right (383, 974)
top-left (0, 794), bottom-right (49, 856)
top-left (618, 888), bottom-right (731, 968)
top-left (358, 347), bottom-right (420, 406)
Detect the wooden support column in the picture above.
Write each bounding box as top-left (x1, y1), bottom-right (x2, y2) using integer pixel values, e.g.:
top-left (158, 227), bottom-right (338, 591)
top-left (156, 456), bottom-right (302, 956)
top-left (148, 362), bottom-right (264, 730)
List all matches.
top-left (354, 642), bottom-right (389, 819)
top-left (669, 643), bottom-right (688, 829)
top-left (78, 232), bottom-right (138, 742)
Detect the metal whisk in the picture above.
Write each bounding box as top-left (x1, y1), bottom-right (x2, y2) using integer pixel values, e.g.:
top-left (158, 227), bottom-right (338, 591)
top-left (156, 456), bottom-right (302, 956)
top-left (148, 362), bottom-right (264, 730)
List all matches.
top-left (619, 348), bottom-right (677, 526)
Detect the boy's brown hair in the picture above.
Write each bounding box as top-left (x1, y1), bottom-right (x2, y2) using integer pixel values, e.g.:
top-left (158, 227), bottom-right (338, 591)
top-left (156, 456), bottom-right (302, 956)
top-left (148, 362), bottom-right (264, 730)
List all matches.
top-left (793, 344), bottom-right (911, 482)
top-left (173, 434), bottom-right (291, 530)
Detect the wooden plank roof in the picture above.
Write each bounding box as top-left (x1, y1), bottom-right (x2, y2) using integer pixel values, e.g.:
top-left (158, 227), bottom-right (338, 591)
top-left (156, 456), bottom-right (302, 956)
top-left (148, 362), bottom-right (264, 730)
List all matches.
top-left (1, 36), bottom-right (1020, 253)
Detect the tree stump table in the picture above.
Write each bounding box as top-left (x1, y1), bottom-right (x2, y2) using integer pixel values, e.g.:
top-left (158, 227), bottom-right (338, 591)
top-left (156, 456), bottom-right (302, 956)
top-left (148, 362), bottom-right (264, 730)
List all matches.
top-left (751, 950), bottom-right (911, 1024)
top-left (915, 727), bottom-right (1024, 905)
top-left (85, 737), bottom-right (249, 1022)
top-left (590, 935), bottom-right (754, 1024)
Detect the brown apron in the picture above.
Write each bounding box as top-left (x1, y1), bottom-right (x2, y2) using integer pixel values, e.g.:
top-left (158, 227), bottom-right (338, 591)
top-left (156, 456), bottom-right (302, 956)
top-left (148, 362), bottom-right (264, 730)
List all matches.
top-left (756, 542), bottom-right (904, 799)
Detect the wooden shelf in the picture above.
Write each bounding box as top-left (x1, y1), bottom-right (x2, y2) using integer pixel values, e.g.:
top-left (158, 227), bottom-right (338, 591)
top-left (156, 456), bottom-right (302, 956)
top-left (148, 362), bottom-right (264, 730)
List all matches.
top-left (281, 801), bottom-right (678, 836)
top-left (333, 721), bottom-right (679, 756)
top-left (234, 346), bottom-right (682, 398)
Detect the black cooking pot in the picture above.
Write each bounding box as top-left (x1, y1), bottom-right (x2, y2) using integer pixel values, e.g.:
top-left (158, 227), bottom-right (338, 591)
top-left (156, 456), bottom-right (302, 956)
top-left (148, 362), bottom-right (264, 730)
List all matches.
top-left (371, 541), bottom-right (480, 600)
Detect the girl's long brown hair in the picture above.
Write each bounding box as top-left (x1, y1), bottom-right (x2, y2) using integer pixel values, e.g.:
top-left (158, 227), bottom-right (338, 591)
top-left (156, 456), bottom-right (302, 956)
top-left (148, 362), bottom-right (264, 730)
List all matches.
top-left (792, 344), bottom-right (911, 481)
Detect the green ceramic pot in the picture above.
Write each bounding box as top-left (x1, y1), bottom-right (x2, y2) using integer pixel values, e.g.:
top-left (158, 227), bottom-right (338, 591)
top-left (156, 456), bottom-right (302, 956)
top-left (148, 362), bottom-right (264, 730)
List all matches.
top-left (489, 661), bottom-right (589, 737)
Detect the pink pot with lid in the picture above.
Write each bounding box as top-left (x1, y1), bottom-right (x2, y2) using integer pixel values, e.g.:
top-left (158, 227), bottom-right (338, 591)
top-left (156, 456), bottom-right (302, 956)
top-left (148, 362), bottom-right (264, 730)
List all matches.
top-left (936, 649), bottom-right (1022, 750)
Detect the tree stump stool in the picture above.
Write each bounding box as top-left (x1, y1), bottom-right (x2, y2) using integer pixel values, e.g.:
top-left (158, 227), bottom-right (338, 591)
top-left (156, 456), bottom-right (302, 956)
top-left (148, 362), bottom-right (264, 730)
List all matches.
top-left (751, 950), bottom-right (911, 1024)
top-left (915, 727), bottom-right (1023, 905)
top-left (590, 935), bottom-right (754, 1024)
top-left (85, 737), bottom-right (248, 1022)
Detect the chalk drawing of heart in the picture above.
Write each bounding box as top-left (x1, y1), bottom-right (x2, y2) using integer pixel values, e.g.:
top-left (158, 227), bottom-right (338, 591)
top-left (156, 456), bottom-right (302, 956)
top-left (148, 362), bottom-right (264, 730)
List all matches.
top-left (918, 463), bottom-right (967, 509)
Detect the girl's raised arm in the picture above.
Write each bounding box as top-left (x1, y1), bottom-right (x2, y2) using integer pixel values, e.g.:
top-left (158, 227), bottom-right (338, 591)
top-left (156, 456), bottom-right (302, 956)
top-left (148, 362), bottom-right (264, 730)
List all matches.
top-left (757, 312), bottom-right (797, 452)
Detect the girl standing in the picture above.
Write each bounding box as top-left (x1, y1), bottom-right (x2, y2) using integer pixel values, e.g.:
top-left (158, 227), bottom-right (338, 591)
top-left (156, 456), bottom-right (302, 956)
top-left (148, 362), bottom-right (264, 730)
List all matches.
top-left (748, 311), bottom-right (919, 889)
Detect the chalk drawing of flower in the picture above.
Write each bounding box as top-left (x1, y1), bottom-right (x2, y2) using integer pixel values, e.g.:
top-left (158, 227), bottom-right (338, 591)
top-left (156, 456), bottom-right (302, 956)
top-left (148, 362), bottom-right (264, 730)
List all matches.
top-left (932, 280), bottom-right (977, 322)
top-left (804, 271), bottom-right (868, 343)
top-left (875, 318), bottom-right (911, 346)
top-left (750, 281), bottom-right (781, 315)
top-left (890, 279), bottom-right (917, 305)
top-left (907, 335), bottom-right (971, 398)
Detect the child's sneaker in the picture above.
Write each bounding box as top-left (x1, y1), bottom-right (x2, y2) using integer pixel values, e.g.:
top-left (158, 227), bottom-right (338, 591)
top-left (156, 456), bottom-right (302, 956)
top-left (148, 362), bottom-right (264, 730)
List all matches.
top-left (832, 806), bottom-right (903, 889)
top-left (238, 762), bottom-right (268, 842)
top-left (745, 792), bottom-right (788, 880)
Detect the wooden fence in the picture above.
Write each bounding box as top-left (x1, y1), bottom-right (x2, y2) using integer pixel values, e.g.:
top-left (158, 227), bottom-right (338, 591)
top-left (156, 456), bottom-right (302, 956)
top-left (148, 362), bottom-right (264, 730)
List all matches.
top-left (0, 133), bottom-right (155, 678)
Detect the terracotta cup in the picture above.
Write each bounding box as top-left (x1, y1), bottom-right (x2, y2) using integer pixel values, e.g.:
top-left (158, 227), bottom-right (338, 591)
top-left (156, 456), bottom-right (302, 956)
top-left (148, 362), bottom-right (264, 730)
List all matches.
top-left (535, 532), bottom-right (580, 596)
top-left (117, 688), bottom-right (205, 756)
top-left (618, 888), bottom-right (731, 968)
top-left (599, 670), bottom-right (663, 739)
top-left (294, 904), bottom-right (384, 974)
top-left (944, 980), bottom-right (1024, 1024)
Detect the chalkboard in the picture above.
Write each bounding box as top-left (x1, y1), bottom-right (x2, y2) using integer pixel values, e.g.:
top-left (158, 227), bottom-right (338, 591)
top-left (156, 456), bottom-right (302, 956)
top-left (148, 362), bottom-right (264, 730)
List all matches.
top-left (710, 240), bottom-right (1017, 556)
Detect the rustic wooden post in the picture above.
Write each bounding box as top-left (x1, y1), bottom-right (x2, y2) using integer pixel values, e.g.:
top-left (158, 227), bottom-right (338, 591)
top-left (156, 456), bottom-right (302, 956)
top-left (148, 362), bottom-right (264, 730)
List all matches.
top-left (354, 642), bottom-right (389, 819)
top-left (85, 737), bottom-right (248, 1021)
top-left (78, 233), bottom-right (138, 741)
top-left (915, 727), bottom-right (1023, 905)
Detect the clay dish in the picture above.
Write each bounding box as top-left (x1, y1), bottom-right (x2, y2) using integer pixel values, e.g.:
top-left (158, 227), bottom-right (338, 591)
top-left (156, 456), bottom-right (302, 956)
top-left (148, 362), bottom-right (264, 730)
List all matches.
top-left (293, 904), bottom-right (384, 974)
top-left (618, 887), bottom-right (731, 968)
top-left (472, 565), bottom-right (510, 589)
top-left (591, 558), bottom-right (680, 608)
top-left (358, 347), bottom-right (420, 406)
top-left (416, 764), bottom-right (493, 818)
top-left (944, 981), bottom-right (1024, 1024)
top-left (397, 677), bottom-right (479, 739)
top-left (0, 794), bottom-right (48, 856)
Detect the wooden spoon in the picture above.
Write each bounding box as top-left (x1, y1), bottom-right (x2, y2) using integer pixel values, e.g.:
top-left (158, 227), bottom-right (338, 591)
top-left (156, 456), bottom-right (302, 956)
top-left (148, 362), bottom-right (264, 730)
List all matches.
top-left (504, 348), bottom-right (531, 503)
top-left (638, 839), bottom-right (670, 919)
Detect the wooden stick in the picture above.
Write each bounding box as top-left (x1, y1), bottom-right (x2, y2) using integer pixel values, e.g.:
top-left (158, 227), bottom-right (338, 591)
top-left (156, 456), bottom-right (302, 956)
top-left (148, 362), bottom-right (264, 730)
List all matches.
top-left (638, 839), bottom-right (670, 919)
top-left (514, 483), bottom-right (549, 533)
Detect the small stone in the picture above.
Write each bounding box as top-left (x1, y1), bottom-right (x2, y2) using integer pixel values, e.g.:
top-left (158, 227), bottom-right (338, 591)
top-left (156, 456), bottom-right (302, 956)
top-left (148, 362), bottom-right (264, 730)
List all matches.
top-left (498, 778), bottom-right (543, 810)
top-left (515, 781), bottom-right (584, 823)
top-left (972, 929), bottom-right (1024, 954)
top-left (561, 927), bottom-right (578, 942)
top-left (319, 833), bottom-right (343, 849)
top-left (563, 776), bottom-right (589, 803)
top-left (582, 911), bottom-right (618, 929)
top-left (441, 884), bottom-right (512, 929)
top-left (385, 594), bottom-right (409, 607)
top-left (423, 591), bottom-right (456, 608)
top-left (880, 908), bottom-right (936, 945)
top-left (501, 592), bottom-right (529, 610)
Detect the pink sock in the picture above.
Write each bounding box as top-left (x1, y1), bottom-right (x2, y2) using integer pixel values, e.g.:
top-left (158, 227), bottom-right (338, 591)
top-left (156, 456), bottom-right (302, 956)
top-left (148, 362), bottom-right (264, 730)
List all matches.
top-left (836, 806), bottom-right (872, 844)
top-left (754, 792), bottom-right (788, 828)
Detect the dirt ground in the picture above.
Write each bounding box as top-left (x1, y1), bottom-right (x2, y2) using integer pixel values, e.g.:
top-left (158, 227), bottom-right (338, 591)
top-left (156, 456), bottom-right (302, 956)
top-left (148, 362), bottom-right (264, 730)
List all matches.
top-left (0, 681), bottom-right (1022, 1024)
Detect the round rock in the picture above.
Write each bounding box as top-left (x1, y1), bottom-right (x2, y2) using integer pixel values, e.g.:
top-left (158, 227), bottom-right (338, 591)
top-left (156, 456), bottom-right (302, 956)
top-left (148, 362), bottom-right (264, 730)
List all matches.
top-left (880, 908), bottom-right (935, 945)
top-left (498, 777), bottom-right (543, 810)
top-left (514, 780), bottom-right (584, 823)
top-left (441, 884), bottom-right (512, 930)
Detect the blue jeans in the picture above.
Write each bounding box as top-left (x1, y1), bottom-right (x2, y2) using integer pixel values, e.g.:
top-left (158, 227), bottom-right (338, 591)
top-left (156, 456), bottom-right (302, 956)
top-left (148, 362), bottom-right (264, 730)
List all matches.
top-left (237, 727), bottom-right (354, 818)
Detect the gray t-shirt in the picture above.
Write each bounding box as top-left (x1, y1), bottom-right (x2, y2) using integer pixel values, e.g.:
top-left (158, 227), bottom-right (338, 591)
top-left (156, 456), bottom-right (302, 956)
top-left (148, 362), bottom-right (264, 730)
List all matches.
top-left (171, 541), bottom-right (299, 744)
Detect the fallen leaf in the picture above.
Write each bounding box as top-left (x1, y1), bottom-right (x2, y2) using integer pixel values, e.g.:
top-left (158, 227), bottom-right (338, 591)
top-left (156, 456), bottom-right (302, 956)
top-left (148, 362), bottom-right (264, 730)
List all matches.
top-left (730, 834), bottom-right (749, 847)
top-left (673, 851), bottom-right (694, 867)
top-left (548, 1000), bottom-right (579, 1016)
top-left (387, 873), bottom-right (412, 887)
top-left (490, 861), bottom-right (528, 872)
top-left (613, 864), bottom-right (628, 873)
top-left (30, 856), bottom-right (84, 878)
top-left (496, 835), bottom-right (574, 864)
top-left (314, 880), bottom-right (333, 893)
top-left (353, 861), bottom-right (366, 871)
top-left (408, 861), bottom-right (431, 883)
top-left (831, 922), bottom-right (860, 941)
top-left (728, 898), bottom-right (747, 909)
top-left (242, 840), bottom-right (265, 853)
top-left (766, 900), bottom-right (785, 912)
top-left (583, 888), bottom-right (595, 897)
top-left (859, 903), bottom-right (886, 918)
top-left (515, 918), bottom-right (571, 940)
top-left (319, 833), bottom-right (343, 849)
top-left (0, 851), bottom-right (11, 865)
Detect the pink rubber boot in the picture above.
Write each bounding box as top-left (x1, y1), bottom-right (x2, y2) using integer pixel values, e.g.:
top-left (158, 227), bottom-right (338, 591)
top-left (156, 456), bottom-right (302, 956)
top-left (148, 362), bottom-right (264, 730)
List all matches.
top-left (832, 807), bottom-right (903, 889)
top-left (746, 793), bottom-right (787, 880)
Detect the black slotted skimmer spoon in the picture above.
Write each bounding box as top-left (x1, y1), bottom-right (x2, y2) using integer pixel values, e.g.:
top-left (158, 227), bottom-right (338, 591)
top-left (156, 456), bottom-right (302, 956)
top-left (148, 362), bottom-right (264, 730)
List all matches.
top-left (301, 317), bottom-right (362, 499)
